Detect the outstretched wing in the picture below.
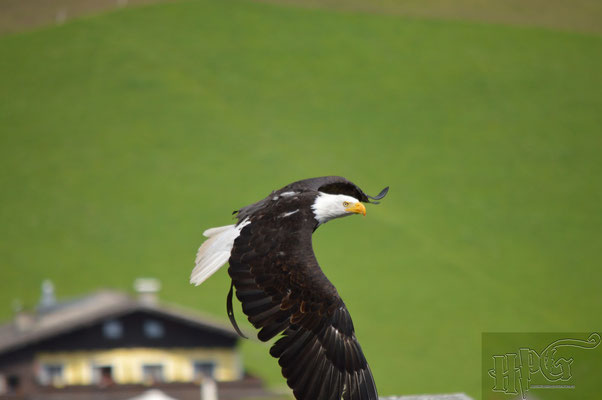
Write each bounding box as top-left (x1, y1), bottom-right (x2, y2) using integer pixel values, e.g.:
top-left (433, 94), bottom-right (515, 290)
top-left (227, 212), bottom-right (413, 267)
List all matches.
top-left (228, 196), bottom-right (378, 400)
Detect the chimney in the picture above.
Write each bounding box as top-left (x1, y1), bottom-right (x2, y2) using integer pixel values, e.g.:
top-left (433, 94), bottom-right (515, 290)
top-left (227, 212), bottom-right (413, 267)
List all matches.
top-left (38, 279), bottom-right (57, 311)
top-left (134, 278), bottom-right (161, 305)
top-left (13, 299), bottom-right (34, 332)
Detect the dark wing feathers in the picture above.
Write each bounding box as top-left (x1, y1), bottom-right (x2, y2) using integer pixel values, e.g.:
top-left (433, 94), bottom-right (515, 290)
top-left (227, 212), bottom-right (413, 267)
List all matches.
top-left (228, 193), bottom-right (378, 400)
top-left (234, 176), bottom-right (388, 221)
top-left (281, 176), bottom-right (374, 202)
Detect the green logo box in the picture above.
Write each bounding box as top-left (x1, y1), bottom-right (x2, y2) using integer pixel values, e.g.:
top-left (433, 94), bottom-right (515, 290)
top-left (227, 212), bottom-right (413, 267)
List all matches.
top-left (482, 332), bottom-right (601, 400)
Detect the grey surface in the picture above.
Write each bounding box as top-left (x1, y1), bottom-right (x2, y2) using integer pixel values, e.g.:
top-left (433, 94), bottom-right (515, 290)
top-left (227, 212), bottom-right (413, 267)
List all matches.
top-left (382, 394), bottom-right (474, 400)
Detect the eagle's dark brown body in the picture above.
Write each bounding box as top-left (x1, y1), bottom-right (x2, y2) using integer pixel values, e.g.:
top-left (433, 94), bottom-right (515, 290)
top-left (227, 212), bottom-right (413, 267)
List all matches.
top-left (225, 177), bottom-right (387, 400)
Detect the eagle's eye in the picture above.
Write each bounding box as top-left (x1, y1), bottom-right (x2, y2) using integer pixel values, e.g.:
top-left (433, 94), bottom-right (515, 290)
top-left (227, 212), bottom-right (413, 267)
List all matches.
top-left (343, 201), bottom-right (350, 207)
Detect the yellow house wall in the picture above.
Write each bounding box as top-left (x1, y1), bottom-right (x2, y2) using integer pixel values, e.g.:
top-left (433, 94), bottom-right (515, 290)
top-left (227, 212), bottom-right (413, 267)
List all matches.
top-left (36, 348), bottom-right (242, 386)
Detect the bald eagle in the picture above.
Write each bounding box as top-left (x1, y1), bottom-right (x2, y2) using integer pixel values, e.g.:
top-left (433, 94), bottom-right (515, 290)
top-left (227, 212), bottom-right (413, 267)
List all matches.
top-left (190, 176), bottom-right (388, 400)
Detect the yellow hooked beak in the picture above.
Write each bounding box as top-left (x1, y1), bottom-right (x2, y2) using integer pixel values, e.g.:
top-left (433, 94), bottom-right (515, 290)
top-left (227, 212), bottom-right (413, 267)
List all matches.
top-left (346, 202), bottom-right (366, 216)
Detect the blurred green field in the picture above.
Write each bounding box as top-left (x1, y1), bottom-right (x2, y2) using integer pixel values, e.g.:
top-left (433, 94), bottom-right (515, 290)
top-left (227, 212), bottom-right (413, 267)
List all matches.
top-left (259, 0), bottom-right (602, 35)
top-left (1, 0), bottom-right (601, 398)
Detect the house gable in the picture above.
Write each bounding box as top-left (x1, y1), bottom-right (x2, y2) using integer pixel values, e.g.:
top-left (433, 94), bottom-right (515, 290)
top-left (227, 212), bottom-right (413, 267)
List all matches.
top-left (35, 310), bottom-right (237, 352)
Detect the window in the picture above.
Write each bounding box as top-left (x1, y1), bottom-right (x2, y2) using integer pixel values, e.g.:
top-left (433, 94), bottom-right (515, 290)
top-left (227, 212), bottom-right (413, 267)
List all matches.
top-left (7, 375), bottom-right (20, 393)
top-left (102, 320), bottom-right (123, 339)
top-left (0, 374), bottom-right (20, 395)
top-left (92, 365), bottom-right (114, 386)
top-left (39, 364), bottom-right (64, 386)
top-left (0, 375), bottom-right (6, 395)
top-left (193, 361), bottom-right (216, 380)
top-left (142, 364), bottom-right (164, 383)
top-left (143, 319), bottom-right (164, 338)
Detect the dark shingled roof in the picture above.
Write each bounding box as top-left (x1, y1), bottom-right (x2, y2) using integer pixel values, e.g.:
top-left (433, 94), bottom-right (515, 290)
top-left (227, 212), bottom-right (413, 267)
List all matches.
top-left (0, 290), bottom-right (239, 355)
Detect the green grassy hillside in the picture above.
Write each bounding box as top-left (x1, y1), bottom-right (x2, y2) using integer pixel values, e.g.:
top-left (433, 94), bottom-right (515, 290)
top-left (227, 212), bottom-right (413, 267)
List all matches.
top-left (1, 0), bottom-right (601, 397)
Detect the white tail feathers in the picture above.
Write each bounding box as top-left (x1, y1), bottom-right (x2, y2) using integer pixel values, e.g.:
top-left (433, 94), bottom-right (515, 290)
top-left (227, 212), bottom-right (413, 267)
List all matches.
top-left (190, 219), bottom-right (250, 286)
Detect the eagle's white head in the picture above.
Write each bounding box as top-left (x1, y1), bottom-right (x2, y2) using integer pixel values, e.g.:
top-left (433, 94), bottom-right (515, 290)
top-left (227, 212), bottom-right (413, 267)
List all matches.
top-left (311, 193), bottom-right (366, 225)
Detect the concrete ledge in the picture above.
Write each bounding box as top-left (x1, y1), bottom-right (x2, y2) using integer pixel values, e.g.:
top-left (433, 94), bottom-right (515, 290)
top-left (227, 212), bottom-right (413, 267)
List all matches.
top-left (382, 394), bottom-right (474, 400)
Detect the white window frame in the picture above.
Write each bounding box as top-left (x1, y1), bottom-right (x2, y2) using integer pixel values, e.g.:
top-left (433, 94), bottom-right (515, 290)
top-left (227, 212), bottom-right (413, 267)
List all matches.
top-left (193, 360), bottom-right (217, 380)
top-left (91, 363), bottom-right (114, 385)
top-left (142, 363), bottom-right (165, 383)
top-left (39, 363), bottom-right (64, 386)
